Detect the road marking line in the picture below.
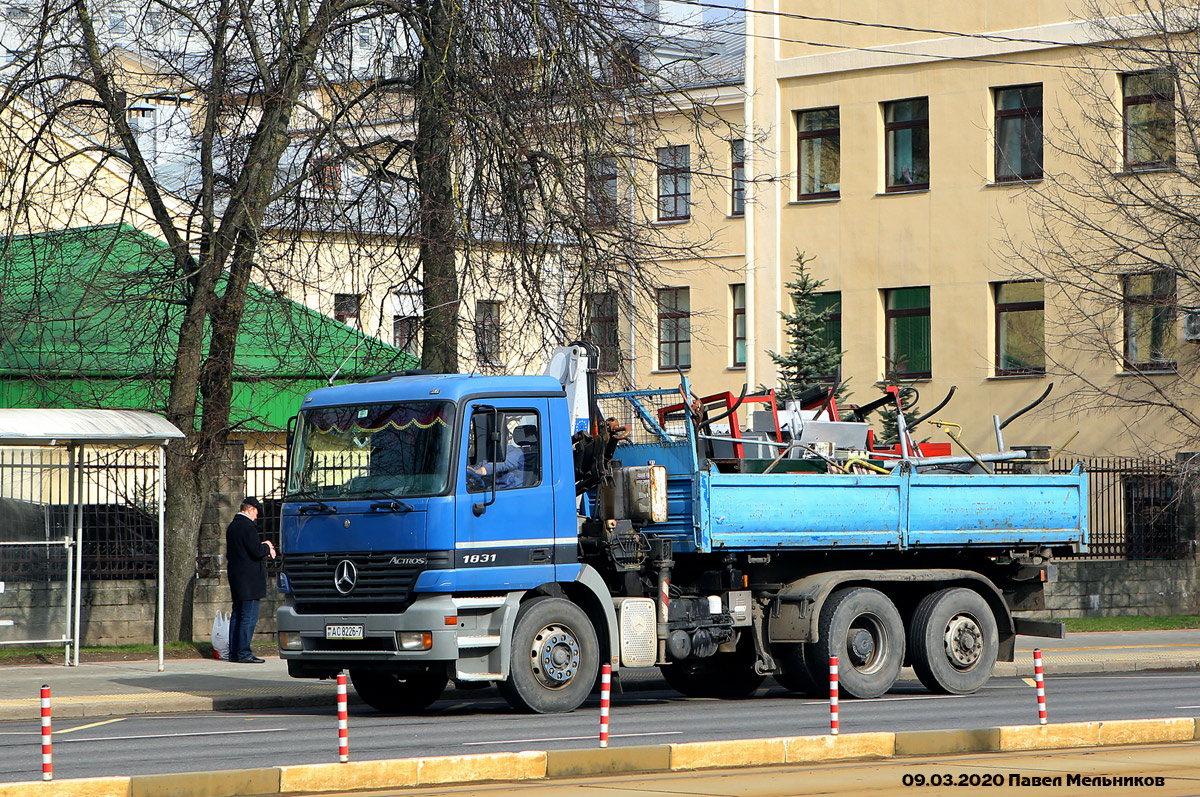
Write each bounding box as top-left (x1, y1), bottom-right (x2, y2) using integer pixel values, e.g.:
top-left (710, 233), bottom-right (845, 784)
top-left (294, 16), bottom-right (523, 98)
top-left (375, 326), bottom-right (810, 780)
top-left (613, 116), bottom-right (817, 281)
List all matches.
top-left (1023, 678), bottom-right (1037, 687)
top-left (463, 731), bottom-right (682, 746)
top-left (802, 694), bottom-right (962, 705)
top-left (54, 727), bottom-right (287, 744)
top-left (1178, 705), bottom-right (1200, 709)
top-left (1032, 643), bottom-right (1200, 652)
top-left (55, 719), bottom-right (125, 735)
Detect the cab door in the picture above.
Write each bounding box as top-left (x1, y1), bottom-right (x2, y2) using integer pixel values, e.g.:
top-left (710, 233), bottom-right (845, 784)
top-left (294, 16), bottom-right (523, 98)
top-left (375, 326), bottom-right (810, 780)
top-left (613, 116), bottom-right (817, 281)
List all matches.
top-left (452, 398), bottom-right (556, 588)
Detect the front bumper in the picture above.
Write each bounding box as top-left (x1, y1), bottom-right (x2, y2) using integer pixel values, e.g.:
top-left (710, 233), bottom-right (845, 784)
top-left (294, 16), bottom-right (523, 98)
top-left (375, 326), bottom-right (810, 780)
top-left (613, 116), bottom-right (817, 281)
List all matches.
top-left (276, 594), bottom-right (461, 665)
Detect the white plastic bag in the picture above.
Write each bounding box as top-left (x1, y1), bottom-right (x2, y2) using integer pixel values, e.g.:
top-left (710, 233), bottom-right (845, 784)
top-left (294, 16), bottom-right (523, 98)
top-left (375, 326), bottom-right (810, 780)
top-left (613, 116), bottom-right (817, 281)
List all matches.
top-left (211, 611), bottom-right (231, 660)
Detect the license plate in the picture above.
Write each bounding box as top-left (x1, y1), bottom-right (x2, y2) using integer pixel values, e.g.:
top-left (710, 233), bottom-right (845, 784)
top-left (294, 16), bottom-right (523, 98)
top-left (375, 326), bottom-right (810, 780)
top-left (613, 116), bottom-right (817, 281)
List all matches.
top-left (325, 624), bottom-right (364, 640)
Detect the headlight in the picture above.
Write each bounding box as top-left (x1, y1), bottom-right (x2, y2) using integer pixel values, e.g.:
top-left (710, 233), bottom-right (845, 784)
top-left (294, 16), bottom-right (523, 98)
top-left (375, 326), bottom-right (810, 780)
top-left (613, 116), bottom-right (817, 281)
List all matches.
top-left (278, 632), bottom-right (302, 651)
top-left (399, 631), bottom-right (433, 651)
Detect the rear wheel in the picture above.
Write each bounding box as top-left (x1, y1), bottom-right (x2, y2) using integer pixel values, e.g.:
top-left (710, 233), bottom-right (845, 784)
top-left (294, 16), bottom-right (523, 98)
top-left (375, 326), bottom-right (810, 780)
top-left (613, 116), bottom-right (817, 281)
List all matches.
top-left (349, 667), bottom-right (447, 713)
top-left (909, 587), bottom-right (998, 695)
top-left (806, 587), bottom-right (905, 699)
top-left (499, 597), bottom-right (599, 714)
top-left (773, 643), bottom-right (823, 696)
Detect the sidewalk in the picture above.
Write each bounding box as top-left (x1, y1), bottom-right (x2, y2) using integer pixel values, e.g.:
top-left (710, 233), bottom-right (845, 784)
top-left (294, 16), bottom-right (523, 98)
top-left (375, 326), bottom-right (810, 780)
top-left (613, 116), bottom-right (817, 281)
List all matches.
top-left (0, 630), bottom-right (1196, 722)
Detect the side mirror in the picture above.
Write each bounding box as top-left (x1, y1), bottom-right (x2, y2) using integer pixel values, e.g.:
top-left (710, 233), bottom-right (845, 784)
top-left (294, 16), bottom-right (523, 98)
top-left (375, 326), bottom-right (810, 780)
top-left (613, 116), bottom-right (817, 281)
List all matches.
top-left (472, 502), bottom-right (486, 517)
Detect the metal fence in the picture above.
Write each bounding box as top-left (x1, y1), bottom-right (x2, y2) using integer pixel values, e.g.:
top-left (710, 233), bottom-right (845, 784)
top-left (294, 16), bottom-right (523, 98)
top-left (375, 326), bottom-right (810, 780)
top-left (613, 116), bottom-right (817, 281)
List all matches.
top-left (1048, 456), bottom-right (1191, 560)
top-left (245, 447), bottom-right (287, 573)
top-left (0, 446), bottom-right (159, 582)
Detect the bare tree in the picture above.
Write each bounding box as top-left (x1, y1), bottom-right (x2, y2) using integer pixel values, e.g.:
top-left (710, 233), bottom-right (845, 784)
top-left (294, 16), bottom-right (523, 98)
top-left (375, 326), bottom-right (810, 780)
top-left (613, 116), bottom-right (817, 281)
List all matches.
top-left (0, 0), bottom-right (741, 638)
top-left (1006, 0), bottom-right (1200, 451)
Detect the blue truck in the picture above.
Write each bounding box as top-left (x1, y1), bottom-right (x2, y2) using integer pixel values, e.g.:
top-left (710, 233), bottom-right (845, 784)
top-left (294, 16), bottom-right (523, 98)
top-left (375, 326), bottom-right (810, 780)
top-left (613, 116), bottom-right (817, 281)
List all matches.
top-left (275, 345), bottom-right (1086, 713)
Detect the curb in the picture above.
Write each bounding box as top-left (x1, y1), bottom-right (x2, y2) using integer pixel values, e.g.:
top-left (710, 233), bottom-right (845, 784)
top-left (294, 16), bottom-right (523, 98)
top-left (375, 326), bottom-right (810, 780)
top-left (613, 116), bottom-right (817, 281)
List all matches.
top-left (1, 717), bottom-right (1196, 797)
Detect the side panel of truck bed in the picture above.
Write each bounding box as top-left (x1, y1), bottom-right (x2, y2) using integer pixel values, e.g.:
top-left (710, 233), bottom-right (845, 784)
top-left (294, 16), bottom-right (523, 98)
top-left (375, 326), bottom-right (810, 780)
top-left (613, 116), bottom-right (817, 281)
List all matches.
top-left (700, 467), bottom-right (1086, 553)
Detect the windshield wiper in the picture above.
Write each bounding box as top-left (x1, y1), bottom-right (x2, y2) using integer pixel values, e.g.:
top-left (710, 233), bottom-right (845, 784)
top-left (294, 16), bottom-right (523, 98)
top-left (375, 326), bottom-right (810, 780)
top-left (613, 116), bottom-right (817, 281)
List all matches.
top-left (354, 489), bottom-right (415, 512)
top-left (370, 499), bottom-right (414, 513)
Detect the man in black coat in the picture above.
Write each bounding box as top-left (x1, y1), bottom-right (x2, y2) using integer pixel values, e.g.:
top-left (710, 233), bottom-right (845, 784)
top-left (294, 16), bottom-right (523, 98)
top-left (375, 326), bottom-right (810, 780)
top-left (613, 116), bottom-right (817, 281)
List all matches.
top-left (225, 497), bottom-right (275, 663)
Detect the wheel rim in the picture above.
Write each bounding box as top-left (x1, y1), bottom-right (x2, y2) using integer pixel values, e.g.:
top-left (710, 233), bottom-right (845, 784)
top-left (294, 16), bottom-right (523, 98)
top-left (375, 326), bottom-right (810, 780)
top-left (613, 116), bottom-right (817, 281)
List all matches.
top-left (528, 623), bottom-right (580, 689)
top-left (943, 613), bottom-right (984, 670)
top-left (844, 613), bottom-right (887, 673)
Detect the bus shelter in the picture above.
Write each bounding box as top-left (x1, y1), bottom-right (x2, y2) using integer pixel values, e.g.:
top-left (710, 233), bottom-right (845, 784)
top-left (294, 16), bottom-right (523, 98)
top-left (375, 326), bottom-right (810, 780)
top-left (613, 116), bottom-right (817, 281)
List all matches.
top-left (0, 409), bottom-right (184, 670)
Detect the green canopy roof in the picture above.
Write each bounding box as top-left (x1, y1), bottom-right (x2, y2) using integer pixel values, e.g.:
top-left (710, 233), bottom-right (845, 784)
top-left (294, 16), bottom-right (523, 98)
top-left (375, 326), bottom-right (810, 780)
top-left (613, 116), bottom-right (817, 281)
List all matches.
top-left (0, 224), bottom-right (417, 429)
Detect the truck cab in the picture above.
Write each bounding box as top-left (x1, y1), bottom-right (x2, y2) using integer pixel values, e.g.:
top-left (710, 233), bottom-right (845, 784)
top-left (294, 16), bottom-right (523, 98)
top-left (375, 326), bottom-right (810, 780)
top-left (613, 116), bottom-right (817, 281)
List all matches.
top-left (275, 373), bottom-right (625, 713)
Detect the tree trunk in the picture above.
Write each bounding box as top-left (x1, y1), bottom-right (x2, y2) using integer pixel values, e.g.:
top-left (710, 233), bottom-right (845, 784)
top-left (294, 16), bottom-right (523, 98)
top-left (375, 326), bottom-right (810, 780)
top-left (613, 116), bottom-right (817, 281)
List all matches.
top-left (416, 0), bottom-right (460, 374)
top-left (161, 442), bottom-right (208, 641)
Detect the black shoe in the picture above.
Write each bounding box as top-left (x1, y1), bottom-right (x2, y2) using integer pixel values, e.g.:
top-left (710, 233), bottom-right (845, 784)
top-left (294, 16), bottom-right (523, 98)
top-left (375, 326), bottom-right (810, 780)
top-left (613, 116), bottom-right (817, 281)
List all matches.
top-left (237, 656), bottom-right (266, 664)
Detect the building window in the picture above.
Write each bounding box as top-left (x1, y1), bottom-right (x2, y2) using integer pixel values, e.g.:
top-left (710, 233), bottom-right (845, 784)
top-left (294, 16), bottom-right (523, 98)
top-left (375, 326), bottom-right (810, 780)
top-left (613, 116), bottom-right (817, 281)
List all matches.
top-left (730, 140), bottom-right (745, 216)
top-left (587, 291), bottom-right (620, 374)
top-left (994, 281), bottom-right (1045, 375)
top-left (885, 287), bottom-right (931, 378)
top-left (884, 98), bottom-right (929, 192)
top-left (313, 158), bottom-right (342, 192)
top-left (333, 293), bottom-right (361, 325)
top-left (731, 284), bottom-right (746, 366)
top-left (108, 10), bottom-right (126, 34)
top-left (392, 315), bottom-right (420, 358)
top-left (1123, 271), bottom-right (1176, 371)
top-left (1124, 71), bottom-right (1175, 170)
top-left (657, 287), bottom-right (690, 369)
top-left (587, 156), bottom-right (619, 227)
top-left (475, 300), bottom-right (503, 366)
top-left (815, 291), bottom-right (842, 380)
top-left (656, 145), bottom-right (690, 221)
top-left (994, 84), bottom-right (1043, 182)
top-left (797, 107), bottom-right (840, 198)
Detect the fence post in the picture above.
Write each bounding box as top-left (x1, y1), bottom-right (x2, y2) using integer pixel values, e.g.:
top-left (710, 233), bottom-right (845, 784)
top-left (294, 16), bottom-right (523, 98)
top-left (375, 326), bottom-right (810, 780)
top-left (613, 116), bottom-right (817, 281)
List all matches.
top-left (1174, 452), bottom-right (1200, 554)
top-left (1011, 445), bottom-right (1050, 476)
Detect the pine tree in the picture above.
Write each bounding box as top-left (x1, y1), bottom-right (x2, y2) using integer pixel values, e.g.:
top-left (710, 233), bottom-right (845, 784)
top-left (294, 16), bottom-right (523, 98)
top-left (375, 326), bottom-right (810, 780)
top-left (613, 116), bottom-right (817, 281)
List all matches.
top-left (769, 253), bottom-right (845, 402)
top-left (876, 364), bottom-right (923, 448)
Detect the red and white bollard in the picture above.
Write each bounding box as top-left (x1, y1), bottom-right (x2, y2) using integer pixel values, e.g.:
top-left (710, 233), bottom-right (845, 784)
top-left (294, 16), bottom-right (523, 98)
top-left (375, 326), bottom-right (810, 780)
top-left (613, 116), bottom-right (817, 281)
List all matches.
top-left (829, 656), bottom-right (839, 735)
top-left (337, 672), bottom-right (349, 763)
top-left (40, 684), bottom-right (52, 781)
top-left (599, 663), bottom-right (611, 748)
top-left (1033, 649), bottom-right (1047, 725)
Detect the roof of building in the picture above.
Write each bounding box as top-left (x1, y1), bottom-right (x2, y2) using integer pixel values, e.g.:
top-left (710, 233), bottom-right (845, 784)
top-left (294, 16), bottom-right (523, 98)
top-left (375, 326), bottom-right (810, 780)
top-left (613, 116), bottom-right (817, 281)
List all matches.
top-left (0, 224), bottom-right (416, 429)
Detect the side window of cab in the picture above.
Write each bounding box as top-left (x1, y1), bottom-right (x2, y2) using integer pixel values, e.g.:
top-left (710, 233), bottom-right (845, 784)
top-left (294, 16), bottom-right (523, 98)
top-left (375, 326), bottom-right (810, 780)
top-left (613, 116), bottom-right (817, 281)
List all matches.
top-left (466, 410), bottom-right (541, 492)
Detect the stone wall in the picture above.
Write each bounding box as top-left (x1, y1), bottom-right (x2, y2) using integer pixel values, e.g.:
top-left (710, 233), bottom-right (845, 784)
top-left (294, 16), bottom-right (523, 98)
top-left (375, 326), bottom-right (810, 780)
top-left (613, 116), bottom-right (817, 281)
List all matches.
top-left (1043, 556), bottom-right (1200, 618)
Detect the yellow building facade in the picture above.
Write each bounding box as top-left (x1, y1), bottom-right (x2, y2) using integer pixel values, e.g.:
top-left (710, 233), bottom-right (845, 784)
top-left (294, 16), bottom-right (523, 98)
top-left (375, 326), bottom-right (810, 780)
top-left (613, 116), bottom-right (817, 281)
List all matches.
top-left (624, 0), bottom-right (1192, 458)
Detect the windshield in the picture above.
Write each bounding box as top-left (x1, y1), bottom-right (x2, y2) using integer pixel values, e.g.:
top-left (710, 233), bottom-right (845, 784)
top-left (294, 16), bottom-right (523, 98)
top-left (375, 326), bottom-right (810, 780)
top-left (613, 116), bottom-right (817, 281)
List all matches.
top-left (287, 401), bottom-right (455, 499)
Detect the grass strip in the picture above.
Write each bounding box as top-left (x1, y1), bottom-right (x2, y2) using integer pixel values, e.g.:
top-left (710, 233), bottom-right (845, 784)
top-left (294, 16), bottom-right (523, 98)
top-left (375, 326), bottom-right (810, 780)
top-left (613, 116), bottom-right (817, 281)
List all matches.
top-left (1059, 614), bottom-right (1200, 632)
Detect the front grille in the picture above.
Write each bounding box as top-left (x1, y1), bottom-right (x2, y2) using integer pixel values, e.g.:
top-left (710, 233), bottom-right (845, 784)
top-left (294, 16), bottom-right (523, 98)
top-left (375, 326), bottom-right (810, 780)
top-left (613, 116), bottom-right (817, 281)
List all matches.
top-left (284, 550), bottom-right (446, 612)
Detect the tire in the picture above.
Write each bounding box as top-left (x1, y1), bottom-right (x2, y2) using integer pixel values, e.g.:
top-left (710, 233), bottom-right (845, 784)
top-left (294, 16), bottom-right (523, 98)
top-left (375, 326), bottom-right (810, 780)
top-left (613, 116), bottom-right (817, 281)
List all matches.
top-left (660, 635), bottom-right (765, 699)
top-left (350, 667), bottom-right (447, 713)
top-left (805, 587), bottom-right (905, 699)
top-left (909, 587), bottom-right (999, 695)
top-left (773, 643), bottom-right (823, 696)
top-left (498, 597), bottom-right (599, 714)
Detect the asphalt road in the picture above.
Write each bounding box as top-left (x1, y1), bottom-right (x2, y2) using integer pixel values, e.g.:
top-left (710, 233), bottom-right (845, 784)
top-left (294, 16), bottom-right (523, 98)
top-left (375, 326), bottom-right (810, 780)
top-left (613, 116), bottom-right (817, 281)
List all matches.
top-left (2, 670), bottom-right (1199, 783)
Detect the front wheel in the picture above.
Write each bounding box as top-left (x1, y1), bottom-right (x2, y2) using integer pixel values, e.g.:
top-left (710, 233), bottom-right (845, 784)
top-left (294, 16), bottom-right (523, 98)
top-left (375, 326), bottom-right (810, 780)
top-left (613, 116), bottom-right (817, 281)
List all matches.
top-left (349, 667), bottom-right (447, 713)
top-left (499, 597), bottom-right (599, 714)
top-left (806, 587), bottom-right (905, 699)
top-left (909, 587), bottom-right (999, 695)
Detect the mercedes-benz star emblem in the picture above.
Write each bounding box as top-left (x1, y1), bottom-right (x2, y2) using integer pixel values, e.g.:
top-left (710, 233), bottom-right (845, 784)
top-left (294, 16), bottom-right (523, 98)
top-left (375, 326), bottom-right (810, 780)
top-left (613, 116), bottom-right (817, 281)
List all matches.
top-left (333, 559), bottom-right (358, 595)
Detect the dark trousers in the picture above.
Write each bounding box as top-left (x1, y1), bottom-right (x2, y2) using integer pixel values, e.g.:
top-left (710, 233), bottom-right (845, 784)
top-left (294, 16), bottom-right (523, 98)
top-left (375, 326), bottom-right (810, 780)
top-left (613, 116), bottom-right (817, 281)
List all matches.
top-left (229, 599), bottom-right (260, 662)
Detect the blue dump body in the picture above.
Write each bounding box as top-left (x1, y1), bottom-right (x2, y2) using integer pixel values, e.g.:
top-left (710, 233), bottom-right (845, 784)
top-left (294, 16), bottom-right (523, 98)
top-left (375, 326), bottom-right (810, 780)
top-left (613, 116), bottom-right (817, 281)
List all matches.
top-left (604, 397), bottom-right (1088, 558)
